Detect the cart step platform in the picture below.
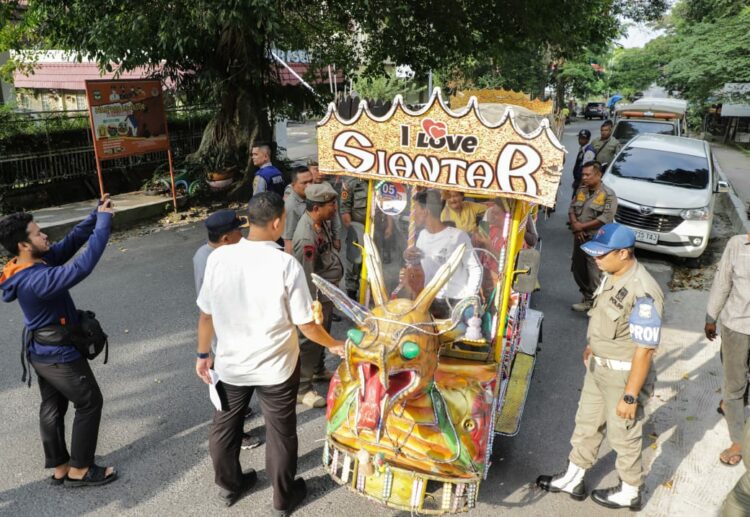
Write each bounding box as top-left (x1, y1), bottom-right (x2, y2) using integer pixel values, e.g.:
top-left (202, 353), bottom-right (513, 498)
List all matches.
top-left (495, 352), bottom-right (535, 436)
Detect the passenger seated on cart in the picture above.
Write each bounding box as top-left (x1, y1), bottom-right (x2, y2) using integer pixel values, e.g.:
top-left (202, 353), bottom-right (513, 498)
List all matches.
top-left (402, 189), bottom-right (482, 319)
top-left (440, 190), bottom-right (488, 234)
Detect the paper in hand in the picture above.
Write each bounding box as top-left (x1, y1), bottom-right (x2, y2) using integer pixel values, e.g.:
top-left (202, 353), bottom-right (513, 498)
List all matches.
top-left (208, 370), bottom-right (224, 411)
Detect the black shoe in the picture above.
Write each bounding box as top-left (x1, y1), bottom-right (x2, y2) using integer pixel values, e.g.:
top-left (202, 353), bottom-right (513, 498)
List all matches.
top-left (270, 477), bottom-right (307, 516)
top-left (241, 433), bottom-right (263, 450)
top-left (217, 469), bottom-right (258, 507)
top-left (330, 312), bottom-right (342, 322)
top-left (536, 473), bottom-right (587, 501)
top-left (591, 483), bottom-right (642, 511)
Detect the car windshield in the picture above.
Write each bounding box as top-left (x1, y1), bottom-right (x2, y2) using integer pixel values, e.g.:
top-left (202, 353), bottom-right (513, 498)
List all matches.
top-left (609, 147), bottom-right (709, 189)
top-left (613, 120), bottom-right (675, 143)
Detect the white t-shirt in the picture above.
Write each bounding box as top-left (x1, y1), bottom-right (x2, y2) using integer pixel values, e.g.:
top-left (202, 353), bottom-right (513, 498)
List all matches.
top-left (197, 239), bottom-right (313, 386)
top-left (416, 227), bottom-right (482, 300)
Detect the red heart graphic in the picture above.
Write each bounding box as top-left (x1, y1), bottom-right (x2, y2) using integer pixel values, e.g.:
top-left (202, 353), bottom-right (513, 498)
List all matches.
top-left (421, 119), bottom-right (447, 140)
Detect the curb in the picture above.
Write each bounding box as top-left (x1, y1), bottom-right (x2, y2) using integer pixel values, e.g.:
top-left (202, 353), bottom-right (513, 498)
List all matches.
top-left (713, 158), bottom-right (750, 234)
top-left (37, 196), bottom-right (173, 242)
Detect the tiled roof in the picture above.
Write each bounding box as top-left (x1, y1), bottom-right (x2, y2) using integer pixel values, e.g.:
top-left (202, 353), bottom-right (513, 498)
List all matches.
top-left (13, 62), bottom-right (153, 90)
top-left (14, 61), bottom-right (343, 91)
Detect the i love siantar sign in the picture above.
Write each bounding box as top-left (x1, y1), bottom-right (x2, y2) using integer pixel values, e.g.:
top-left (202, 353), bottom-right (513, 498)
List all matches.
top-left (317, 88), bottom-right (565, 207)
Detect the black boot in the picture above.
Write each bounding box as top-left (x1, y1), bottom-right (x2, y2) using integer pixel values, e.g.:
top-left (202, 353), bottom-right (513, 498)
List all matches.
top-left (217, 469), bottom-right (258, 507)
top-left (536, 468), bottom-right (587, 501)
top-left (591, 481), bottom-right (642, 511)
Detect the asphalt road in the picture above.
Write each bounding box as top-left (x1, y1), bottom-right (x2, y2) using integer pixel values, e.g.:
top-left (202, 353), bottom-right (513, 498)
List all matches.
top-left (0, 118), bottom-right (726, 516)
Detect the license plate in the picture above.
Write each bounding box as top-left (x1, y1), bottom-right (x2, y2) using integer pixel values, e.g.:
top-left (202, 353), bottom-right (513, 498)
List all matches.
top-left (634, 229), bottom-right (659, 244)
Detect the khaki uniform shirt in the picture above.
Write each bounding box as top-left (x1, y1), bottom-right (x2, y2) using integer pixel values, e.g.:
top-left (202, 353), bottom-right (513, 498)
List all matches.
top-left (587, 262), bottom-right (665, 361)
top-left (569, 184), bottom-right (618, 237)
top-left (340, 177), bottom-right (368, 224)
top-left (590, 136), bottom-right (622, 166)
top-left (292, 212), bottom-right (344, 300)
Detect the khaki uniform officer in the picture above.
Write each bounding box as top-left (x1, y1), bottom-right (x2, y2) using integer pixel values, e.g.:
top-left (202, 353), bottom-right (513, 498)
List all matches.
top-left (569, 160), bottom-right (617, 312)
top-left (589, 120), bottom-right (622, 167)
top-left (538, 223), bottom-right (664, 512)
top-left (721, 418), bottom-right (750, 516)
top-left (293, 183), bottom-right (344, 408)
top-left (340, 177), bottom-right (368, 299)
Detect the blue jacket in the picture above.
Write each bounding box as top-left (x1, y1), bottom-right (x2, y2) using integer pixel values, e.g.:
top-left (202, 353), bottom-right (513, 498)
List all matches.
top-left (0, 209), bottom-right (112, 364)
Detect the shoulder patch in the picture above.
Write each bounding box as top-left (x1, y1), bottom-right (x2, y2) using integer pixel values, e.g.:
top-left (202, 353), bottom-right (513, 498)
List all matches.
top-left (628, 296), bottom-right (662, 347)
top-left (341, 189), bottom-right (349, 200)
top-left (303, 244), bottom-right (314, 261)
top-left (594, 191), bottom-right (606, 204)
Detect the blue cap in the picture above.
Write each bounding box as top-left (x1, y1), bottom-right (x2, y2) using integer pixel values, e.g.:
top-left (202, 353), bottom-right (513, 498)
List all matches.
top-left (581, 223), bottom-right (636, 256)
top-left (204, 209), bottom-right (247, 235)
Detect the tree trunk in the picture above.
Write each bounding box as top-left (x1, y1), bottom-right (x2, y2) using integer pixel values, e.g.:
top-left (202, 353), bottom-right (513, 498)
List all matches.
top-left (188, 86), bottom-right (273, 199)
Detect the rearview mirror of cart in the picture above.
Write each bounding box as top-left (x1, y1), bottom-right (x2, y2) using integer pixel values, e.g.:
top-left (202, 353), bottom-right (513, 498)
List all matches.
top-left (512, 248), bottom-right (541, 294)
top-left (716, 180), bottom-right (730, 194)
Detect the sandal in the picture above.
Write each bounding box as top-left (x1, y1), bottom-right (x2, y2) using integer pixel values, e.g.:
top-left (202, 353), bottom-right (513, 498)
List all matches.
top-left (719, 448), bottom-right (742, 467)
top-left (717, 400), bottom-right (725, 416)
top-left (50, 474), bottom-right (65, 486)
top-left (64, 464), bottom-right (118, 487)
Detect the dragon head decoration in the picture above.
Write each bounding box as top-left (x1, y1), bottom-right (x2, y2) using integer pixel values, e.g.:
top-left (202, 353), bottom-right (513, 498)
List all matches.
top-left (313, 234), bottom-right (497, 478)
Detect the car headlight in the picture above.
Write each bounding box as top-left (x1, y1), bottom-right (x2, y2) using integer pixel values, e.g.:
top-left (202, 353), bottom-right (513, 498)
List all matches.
top-left (680, 206), bottom-right (710, 220)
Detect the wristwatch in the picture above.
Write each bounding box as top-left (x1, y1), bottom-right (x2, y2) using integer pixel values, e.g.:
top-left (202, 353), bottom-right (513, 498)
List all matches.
top-left (196, 352), bottom-right (210, 359)
top-left (623, 394), bottom-right (636, 405)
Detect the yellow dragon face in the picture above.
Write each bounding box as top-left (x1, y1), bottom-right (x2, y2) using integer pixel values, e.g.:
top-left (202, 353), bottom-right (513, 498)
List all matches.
top-left (313, 234), bottom-right (467, 437)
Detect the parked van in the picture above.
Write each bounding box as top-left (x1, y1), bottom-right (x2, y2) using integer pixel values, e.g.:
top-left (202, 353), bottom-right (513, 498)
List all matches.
top-left (613, 97), bottom-right (688, 144)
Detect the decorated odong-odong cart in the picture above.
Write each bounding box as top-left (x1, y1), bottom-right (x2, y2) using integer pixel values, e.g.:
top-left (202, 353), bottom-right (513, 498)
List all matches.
top-left (312, 89), bottom-right (564, 513)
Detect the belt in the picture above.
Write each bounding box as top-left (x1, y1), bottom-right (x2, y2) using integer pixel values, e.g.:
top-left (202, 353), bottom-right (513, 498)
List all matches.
top-left (592, 355), bottom-right (631, 371)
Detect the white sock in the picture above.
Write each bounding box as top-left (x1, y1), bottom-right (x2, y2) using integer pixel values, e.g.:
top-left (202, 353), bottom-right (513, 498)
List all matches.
top-left (605, 481), bottom-right (640, 504)
top-left (550, 462), bottom-right (586, 491)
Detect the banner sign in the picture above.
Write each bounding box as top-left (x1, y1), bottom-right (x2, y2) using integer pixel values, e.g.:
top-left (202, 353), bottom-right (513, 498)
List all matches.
top-left (317, 89), bottom-right (565, 207)
top-left (85, 79), bottom-right (169, 161)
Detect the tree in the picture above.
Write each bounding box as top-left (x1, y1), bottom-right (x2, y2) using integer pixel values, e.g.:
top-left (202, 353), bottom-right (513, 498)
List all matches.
top-left (1, 0), bottom-right (669, 192)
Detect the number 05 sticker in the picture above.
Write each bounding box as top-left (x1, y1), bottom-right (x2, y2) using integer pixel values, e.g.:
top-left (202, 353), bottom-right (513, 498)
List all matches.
top-left (375, 182), bottom-right (407, 216)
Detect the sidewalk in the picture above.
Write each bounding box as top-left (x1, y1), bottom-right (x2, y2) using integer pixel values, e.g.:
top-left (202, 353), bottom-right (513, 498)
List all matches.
top-left (712, 142), bottom-right (750, 233)
top-left (32, 191), bottom-right (174, 241)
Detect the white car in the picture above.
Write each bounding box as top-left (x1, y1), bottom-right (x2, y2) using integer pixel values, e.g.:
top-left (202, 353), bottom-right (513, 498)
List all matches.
top-left (602, 134), bottom-right (729, 258)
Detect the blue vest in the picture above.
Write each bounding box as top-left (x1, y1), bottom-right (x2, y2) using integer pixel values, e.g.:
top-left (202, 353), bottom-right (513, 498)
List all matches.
top-left (257, 165), bottom-right (286, 197)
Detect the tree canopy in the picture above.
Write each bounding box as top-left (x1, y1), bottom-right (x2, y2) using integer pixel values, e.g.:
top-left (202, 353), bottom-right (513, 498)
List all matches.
top-left (608, 2), bottom-right (750, 104)
top-left (0, 0), bottom-right (668, 179)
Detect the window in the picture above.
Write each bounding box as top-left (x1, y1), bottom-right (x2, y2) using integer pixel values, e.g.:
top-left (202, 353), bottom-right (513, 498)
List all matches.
top-left (610, 147), bottom-right (709, 189)
top-left (613, 121), bottom-right (675, 144)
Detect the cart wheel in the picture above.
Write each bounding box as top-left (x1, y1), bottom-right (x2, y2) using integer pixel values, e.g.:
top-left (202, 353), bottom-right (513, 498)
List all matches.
top-left (174, 180), bottom-right (189, 192)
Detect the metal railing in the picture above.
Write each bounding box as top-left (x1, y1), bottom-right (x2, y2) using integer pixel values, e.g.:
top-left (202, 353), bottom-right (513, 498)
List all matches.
top-left (0, 106), bottom-right (212, 190)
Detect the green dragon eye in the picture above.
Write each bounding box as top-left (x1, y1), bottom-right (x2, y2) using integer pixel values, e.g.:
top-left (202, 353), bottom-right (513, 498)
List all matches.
top-left (401, 341), bottom-right (420, 360)
top-left (347, 328), bottom-right (364, 345)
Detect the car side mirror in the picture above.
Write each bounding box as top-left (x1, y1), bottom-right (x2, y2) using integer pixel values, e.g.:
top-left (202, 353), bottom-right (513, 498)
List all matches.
top-left (512, 248), bottom-right (541, 294)
top-left (716, 180), bottom-right (730, 194)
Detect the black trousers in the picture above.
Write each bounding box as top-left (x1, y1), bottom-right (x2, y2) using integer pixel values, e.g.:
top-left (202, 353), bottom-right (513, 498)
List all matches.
top-left (209, 360), bottom-right (300, 511)
top-left (571, 238), bottom-right (601, 301)
top-left (31, 359), bottom-right (104, 469)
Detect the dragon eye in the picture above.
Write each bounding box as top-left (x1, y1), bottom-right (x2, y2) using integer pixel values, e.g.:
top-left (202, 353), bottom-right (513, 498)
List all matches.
top-left (347, 328), bottom-right (364, 345)
top-left (400, 341), bottom-right (420, 360)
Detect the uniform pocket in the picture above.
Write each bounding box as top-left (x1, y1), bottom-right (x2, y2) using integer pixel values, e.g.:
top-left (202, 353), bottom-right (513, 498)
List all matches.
top-left (599, 306), bottom-right (622, 339)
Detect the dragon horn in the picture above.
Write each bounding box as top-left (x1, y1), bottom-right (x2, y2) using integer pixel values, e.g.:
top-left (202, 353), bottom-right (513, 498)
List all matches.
top-left (312, 274), bottom-right (371, 326)
top-left (412, 243), bottom-right (466, 314)
top-left (363, 233), bottom-right (388, 306)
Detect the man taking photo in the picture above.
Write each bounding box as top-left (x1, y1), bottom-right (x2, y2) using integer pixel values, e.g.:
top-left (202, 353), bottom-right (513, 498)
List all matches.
top-left (0, 195), bottom-right (116, 487)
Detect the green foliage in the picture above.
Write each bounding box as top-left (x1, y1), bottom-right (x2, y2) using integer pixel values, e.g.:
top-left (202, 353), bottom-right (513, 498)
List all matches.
top-left (606, 4), bottom-right (750, 106)
top-left (662, 7), bottom-right (750, 103)
top-left (352, 73), bottom-right (425, 103)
